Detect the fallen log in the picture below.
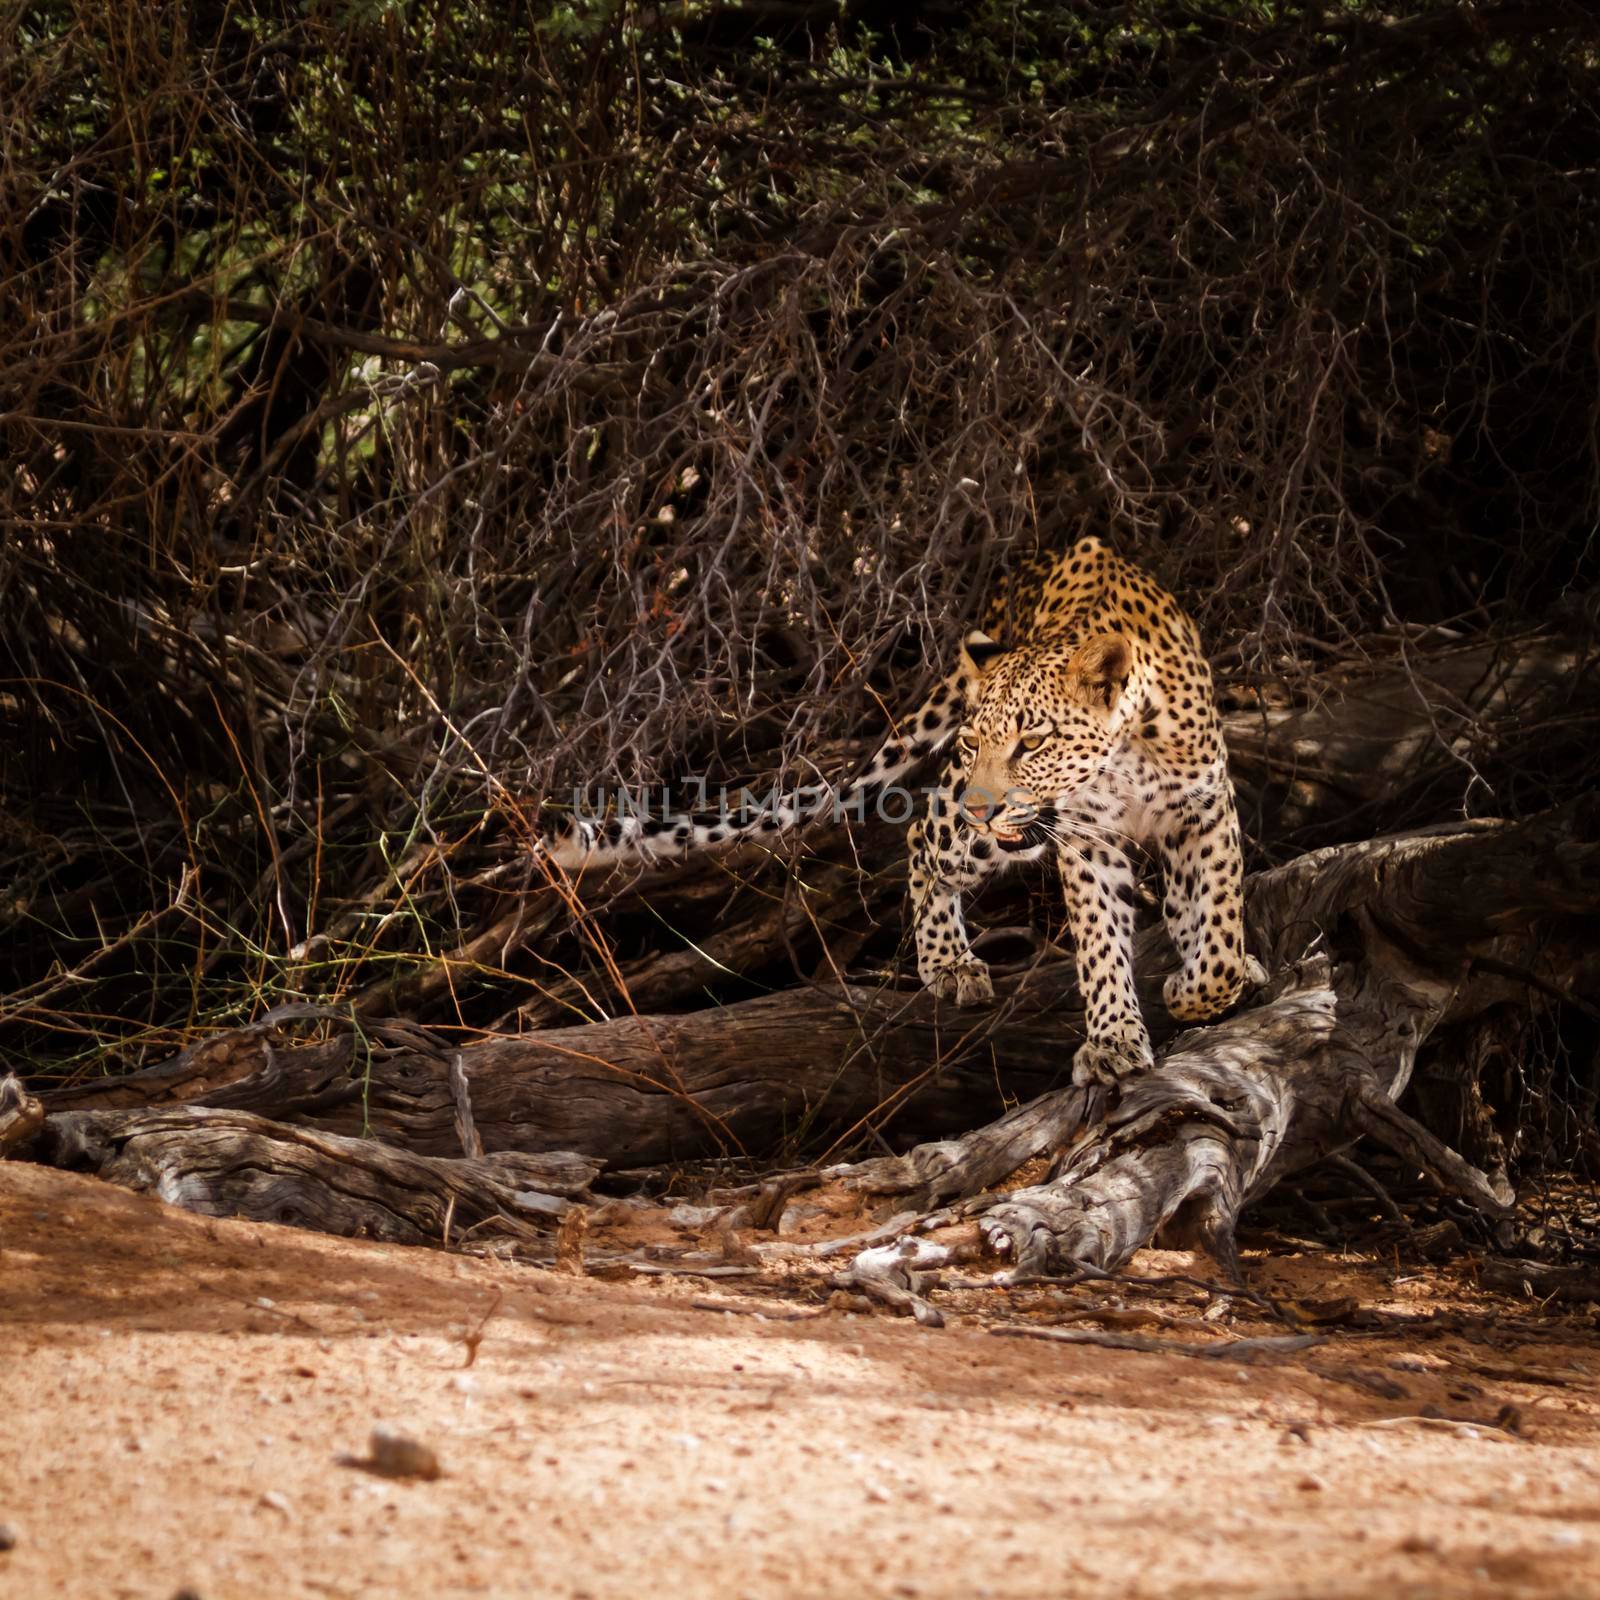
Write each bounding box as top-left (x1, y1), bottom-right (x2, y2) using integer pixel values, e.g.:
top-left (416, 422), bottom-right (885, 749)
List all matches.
top-left (826, 803), bottom-right (1600, 1302)
top-left (1221, 629), bottom-right (1595, 845)
top-left (35, 962), bottom-right (1106, 1167)
top-left (24, 1102), bottom-right (599, 1247)
top-left (25, 802), bottom-right (1597, 1259)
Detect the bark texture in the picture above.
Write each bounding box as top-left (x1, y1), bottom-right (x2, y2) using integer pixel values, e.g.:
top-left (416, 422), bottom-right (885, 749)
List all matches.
top-left (833, 804), bottom-right (1596, 1294)
top-left (30, 1104), bottom-right (598, 1246)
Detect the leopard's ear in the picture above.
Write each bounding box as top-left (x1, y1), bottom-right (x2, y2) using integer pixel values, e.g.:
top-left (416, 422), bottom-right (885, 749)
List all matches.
top-left (961, 630), bottom-right (1007, 676)
top-left (1066, 632), bottom-right (1132, 710)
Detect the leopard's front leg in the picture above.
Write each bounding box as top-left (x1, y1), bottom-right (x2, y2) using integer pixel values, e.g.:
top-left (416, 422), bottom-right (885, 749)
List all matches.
top-left (1059, 841), bottom-right (1153, 1085)
top-left (909, 782), bottom-right (999, 1007)
top-left (1157, 780), bottom-right (1261, 1024)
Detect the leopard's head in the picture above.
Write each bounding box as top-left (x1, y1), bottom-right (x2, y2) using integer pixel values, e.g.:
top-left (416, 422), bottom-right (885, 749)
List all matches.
top-left (953, 631), bottom-right (1132, 850)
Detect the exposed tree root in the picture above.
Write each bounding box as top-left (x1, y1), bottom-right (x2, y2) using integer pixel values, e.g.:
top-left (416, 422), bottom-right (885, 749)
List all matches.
top-left (827, 804), bottom-right (1596, 1312)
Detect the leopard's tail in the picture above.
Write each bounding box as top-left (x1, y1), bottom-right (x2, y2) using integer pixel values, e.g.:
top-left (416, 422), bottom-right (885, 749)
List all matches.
top-left (537, 665), bottom-right (969, 873)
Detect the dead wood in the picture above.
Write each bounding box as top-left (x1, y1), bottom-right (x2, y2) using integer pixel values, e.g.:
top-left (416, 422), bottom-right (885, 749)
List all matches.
top-left (1477, 1259), bottom-right (1600, 1303)
top-left (1222, 631), bottom-right (1595, 845)
top-left (32, 1103), bottom-right (599, 1246)
top-left (22, 801), bottom-right (1596, 1277)
top-left (0, 1074), bottom-right (45, 1156)
top-left (37, 974), bottom-right (1098, 1168)
top-left (826, 801), bottom-right (1597, 1302)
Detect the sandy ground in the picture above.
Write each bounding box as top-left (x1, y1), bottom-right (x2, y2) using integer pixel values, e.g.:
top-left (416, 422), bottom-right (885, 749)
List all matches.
top-left (4, 1161), bottom-right (1600, 1600)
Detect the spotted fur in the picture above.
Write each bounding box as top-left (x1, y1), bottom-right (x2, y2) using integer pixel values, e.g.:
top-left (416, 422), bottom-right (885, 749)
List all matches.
top-left (542, 536), bottom-right (1255, 1084)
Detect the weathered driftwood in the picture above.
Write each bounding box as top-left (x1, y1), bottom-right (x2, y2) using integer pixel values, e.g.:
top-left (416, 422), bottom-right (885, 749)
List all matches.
top-left (826, 802), bottom-right (1598, 1305)
top-left (1479, 1258), bottom-right (1600, 1303)
top-left (25, 802), bottom-right (1596, 1279)
top-left (36, 971), bottom-right (1102, 1167)
top-left (1222, 630), bottom-right (1594, 844)
top-left (31, 1103), bottom-right (598, 1246)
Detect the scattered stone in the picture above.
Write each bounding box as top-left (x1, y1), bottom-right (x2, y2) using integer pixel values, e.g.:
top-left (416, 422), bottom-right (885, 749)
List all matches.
top-left (0, 1523), bottom-right (18, 1551)
top-left (340, 1425), bottom-right (442, 1481)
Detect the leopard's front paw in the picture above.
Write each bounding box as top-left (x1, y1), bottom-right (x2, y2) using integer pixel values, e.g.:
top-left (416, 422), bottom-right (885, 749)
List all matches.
top-left (1163, 952), bottom-right (1270, 1023)
top-left (923, 953), bottom-right (994, 1007)
top-left (1162, 968), bottom-right (1229, 1023)
top-left (1071, 1036), bottom-right (1153, 1087)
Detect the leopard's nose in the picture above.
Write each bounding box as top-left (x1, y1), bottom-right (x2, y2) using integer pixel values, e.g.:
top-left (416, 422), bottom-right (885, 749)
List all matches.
top-left (956, 781), bottom-right (997, 822)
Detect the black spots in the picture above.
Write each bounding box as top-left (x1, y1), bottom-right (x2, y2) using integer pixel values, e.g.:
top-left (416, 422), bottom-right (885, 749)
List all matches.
top-left (922, 711), bottom-right (944, 732)
top-left (603, 819), bottom-right (626, 844)
top-left (929, 683), bottom-right (950, 705)
top-left (910, 739), bottom-right (932, 760)
top-left (1116, 881), bottom-right (1136, 906)
top-left (880, 743), bottom-right (903, 768)
top-left (704, 827), bottom-right (724, 843)
top-left (759, 817), bottom-right (780, 832)
top-left (971, 838), bottom-right (993, 860)
top-left (642, 819), bottom-right (669, 836)
top-left (674, 824), bottom-right (692, 842)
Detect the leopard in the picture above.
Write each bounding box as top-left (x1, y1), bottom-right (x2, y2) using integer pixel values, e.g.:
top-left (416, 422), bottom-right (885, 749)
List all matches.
top-left (542, 535), bottom-right (1256, 1086)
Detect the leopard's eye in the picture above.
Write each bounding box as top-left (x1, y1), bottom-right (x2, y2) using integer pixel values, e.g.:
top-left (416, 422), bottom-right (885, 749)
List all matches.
top-left (1017, 733), bottom-right (1048, 753)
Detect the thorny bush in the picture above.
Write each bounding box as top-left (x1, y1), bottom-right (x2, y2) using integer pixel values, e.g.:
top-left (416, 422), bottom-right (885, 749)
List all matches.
top-left (1, 1), bottom-right (1597, 1079)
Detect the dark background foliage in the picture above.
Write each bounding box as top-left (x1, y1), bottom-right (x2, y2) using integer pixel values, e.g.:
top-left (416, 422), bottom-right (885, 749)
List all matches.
top-left (2, 1), bottom-right (1596, 1091)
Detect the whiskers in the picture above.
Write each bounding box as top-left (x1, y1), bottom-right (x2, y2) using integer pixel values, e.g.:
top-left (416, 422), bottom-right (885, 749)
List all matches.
top-left (1028, 810), bottom-right (1137, 860)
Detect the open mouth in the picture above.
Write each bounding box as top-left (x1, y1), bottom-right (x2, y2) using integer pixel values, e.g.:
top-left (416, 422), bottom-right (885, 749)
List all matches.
top-left (990, 804), bottom-right (1058, 853)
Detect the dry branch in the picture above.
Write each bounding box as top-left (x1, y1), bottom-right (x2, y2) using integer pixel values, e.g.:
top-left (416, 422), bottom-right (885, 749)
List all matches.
top-left (31, 1103), bottom-right (598, 1247)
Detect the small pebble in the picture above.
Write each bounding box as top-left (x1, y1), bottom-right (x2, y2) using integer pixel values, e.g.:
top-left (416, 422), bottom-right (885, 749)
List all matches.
top-left (347, 1425), bottom-right (442, 1481)
top-left (0, 1523), bottom-right (18, 1551)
